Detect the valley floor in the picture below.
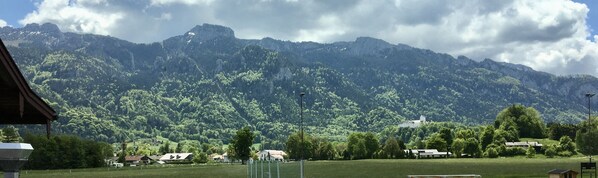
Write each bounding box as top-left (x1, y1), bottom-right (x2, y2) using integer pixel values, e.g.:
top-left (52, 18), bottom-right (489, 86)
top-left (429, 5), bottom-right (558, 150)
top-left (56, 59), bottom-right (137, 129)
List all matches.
top-left (15, 157), bottom-right (583, 178)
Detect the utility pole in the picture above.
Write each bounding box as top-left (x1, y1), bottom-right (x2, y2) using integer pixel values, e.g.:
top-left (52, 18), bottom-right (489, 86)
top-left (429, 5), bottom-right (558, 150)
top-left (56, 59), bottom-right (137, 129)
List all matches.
top-left (299, 91), bottom-right (305, 178)
top-left (586, 93), bottom-right (595, 120)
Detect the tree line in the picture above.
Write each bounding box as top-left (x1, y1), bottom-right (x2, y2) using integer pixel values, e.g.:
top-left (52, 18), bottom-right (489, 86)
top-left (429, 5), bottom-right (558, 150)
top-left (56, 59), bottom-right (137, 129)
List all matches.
top-left (9, 103), bottom-right (596, 169)
top-left (265, 104), bottom-right (596, 161)
top-left (223, 104), bottom-right (598, 164)
top-left (23, 134), bottom-right (113, 169)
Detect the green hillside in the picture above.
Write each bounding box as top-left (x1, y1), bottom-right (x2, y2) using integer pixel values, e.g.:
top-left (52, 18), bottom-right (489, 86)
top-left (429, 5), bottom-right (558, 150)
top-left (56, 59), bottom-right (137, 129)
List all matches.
top-left (1, 23), bottom-right (595, 144)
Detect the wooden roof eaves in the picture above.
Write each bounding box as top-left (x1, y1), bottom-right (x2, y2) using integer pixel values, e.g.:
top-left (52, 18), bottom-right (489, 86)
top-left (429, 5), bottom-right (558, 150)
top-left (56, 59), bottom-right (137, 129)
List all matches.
top-left (0, 38), bottom-right (57, 122)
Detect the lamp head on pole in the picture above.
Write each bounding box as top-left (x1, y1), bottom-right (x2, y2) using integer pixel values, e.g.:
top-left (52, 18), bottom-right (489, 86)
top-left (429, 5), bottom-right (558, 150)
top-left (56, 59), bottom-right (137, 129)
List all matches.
top-left (586, 93), bottom-right (595, 98)
top-left (300, 92), bottom-right (305, 97)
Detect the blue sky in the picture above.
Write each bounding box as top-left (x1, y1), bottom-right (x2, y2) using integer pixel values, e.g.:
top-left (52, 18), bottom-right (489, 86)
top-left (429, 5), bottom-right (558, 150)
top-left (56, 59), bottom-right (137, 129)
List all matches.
top-left (0, 0), bottom-right (36, 27)
top-left (574, 0), bottom-right (598, 40)
top-left (1, 0), bottom-right (598, 77)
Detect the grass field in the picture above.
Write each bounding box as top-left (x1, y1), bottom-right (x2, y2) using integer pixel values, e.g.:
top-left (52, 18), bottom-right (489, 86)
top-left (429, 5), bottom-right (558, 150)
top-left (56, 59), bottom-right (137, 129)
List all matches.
top-left (12, 157), bottom-right (585, 178)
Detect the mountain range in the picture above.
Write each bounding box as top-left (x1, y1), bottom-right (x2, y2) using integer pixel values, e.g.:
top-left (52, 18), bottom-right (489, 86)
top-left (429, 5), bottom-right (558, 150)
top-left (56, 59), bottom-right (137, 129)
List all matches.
top-left (1, 23), bottom-right (596, 143)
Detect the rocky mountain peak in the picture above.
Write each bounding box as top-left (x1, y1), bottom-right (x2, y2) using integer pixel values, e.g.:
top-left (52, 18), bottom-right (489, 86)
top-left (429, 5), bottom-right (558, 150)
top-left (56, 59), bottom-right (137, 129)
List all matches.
top-left (480, 58), bottom-right (535, 73)
top-left (186, 23), bottom-right (235, 41)
top-left (23, 23), bottom-right (61, 34)
top-left (346, 37), bottom-right (393, 56)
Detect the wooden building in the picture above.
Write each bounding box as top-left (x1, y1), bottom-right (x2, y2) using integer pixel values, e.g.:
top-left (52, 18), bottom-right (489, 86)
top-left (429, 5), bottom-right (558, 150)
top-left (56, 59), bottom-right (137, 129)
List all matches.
top-left (547, 169), bottom-right (578, 178)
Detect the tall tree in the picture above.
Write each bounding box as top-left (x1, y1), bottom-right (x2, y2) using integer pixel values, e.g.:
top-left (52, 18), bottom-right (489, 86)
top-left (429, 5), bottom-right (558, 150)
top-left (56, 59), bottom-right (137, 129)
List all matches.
top-left (479, 126), bottom-right (495, 150)
top-left (455, 129), bottom-right (475, 140)
top-left (576, 117), bottom-right (598, 155)
top-left (383, 137), bottom-right (401, 159)
top-left (175, 143), bottom-right (183, 153)
top-left (226, 144), bottom-right (237, 163)
top-left (425, 133), bottom-right (447, 152)
top-left (160, 141), bottom-right (171, 154)
top-left (312, 137), bottom-right (334, 160)
top-left (351, 140), bottom-right (367, 159)
top-left (231, 126), bottom-right (255, 164)
top-left (347, 132), bottom-right (379, 159)
top-left (118, 142), bottom-right (127, 164)
top-left (364, 132), bottom-right (379, 159)
top-left (497, 119), bottom-right (519, 141)
top-left (313, 138), bottom-right (335, 160)
top-left (285, 132), bottom-right (313, 160)
top-left (547, 123), bottom-right (578, 141)
top-left (494, 104), bottom-right (546, 138)
top-left (463, 138), bottom-right (481, 158)
top-left (451, 138), bottom-right (466, 158)
top-left (438, 128), bottom-right (453, 146)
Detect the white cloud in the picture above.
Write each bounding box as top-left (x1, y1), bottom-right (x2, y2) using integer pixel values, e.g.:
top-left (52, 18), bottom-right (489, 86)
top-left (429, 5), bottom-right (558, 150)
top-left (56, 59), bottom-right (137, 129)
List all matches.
top-left (149, 0), bottom-right (213, 6)
top-left (16, 0), bottom-right (598, 76)
top-left (294, 14), bottom-right (347, 42)
top-left (20, 0), bottom-right (123, 36)
top-left (0, 19), bottom-right (7, 27)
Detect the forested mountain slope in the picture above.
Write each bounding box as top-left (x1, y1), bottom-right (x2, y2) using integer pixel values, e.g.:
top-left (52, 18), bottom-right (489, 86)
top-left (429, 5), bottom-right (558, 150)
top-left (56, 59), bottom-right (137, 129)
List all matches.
top-left (1, 23), bottom-right (595, 143)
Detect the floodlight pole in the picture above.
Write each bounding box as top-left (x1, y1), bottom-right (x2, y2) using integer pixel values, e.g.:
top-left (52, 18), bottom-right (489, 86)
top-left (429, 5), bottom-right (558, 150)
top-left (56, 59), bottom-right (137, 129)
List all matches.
top-left (299, 91), bottom-right (305, 178)
top-left (586, 93), bottom-right (595, 120)
top-left (585, 93), bottom-right (596, 178)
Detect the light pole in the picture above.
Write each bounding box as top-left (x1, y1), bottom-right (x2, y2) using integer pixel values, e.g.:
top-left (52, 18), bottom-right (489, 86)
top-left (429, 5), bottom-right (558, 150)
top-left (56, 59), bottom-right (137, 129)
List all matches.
top-left (299, 91), bottom-right (305, 178)
top-left (586, 93), bottom-right (595, 120)
top-left (585, 93), bottom-right (596, 178)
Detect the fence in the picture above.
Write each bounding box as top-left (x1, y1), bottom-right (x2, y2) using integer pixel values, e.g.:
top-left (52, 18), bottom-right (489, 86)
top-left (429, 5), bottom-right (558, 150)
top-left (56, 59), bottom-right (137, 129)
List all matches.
top-left (248, 160), bottom-right (302, 178)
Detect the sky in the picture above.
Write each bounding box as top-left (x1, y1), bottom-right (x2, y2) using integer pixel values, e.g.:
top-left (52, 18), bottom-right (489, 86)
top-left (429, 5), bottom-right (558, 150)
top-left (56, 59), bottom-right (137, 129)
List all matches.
top-left (0, 0), bottom-right (597, 77)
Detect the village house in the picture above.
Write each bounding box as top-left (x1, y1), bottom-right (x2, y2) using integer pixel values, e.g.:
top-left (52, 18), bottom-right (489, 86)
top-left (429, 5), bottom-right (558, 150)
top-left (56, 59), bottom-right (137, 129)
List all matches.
top-left (125, 155), bottom-right (152, 166)
top-left (505, 141), bottom-right (543, 151)
top-left (258, 150), bottom-right (287, 161)
top-left (211, 153), bottom-right (224, 162)
top-left (222, 152), bottom-right (240, 163)
top-left (398, 115), bottom-right (427, 128)
top-left (149, 155), bottom-right (162, 163)
top-left (106, 156), bottom-right (118, 167)
top-left (159, 153), bottom-right (193, 163)
top-left (405, 149), bottom-right (451, 158)
top-left (505, 141), bottom-right (543, 148)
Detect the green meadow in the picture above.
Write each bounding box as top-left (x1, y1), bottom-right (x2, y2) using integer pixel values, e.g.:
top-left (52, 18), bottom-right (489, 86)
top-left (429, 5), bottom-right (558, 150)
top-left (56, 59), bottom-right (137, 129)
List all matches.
top-left (13, 157), bottom-right (585, 178)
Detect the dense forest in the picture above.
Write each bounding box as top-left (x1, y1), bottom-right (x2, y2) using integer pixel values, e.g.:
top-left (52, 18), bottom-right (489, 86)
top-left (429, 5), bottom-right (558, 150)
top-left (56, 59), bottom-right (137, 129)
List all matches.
top-left (1, 23), bottom-right (597, 145)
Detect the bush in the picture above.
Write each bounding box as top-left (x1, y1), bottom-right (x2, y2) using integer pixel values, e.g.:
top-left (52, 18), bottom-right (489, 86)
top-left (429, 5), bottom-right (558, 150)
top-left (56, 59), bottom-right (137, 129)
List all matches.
top-left (544, 146), bottom-right (556, 158)
top-left (557, 151), bottom-right (573, 157)
top-left (503, 147), bottom-right (527, 156)
top-left (558, 136), bottom-right (576, 154)
top-left (484, 147), bottom-right (499, 158)
top-left (496, 145), bottom-right (508, 156)
top-left (526, 146), bottom-right (536, 158)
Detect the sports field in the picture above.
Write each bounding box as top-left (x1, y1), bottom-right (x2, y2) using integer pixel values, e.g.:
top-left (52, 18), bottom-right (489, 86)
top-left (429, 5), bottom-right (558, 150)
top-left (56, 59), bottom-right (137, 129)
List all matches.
top-left (14, 157), bottom-right (584, 178)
